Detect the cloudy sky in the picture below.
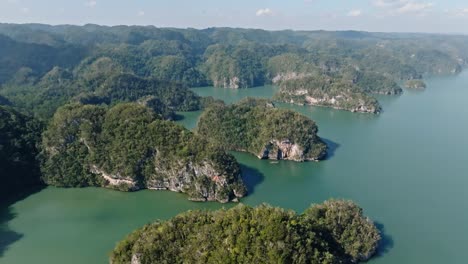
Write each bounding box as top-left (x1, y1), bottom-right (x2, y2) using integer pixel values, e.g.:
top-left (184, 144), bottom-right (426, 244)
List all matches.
top-left (1, 0), bottom-right (468, 33)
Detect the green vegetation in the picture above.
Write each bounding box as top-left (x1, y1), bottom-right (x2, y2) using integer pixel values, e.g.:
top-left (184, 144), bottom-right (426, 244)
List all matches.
top-left (41, 103), bottom-right (246, 202)
top-left (196, 98), bottom-right (327, 161)
top-left (111, 199), bottom-right (381, 264)
top-left (405, 79), bottom-right (427, 89)
top-left (1, 24), bottom-right (467, 115)
top-left (0, 106), bottom-right (43, 199)
top-left (274, 74), bottom-right (382, 113)
top-left (0, 63), bottom-right (204, 119)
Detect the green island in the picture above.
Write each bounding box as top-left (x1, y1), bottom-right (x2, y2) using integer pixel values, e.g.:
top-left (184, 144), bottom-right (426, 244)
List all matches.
top-left (196, 98), bottom-right (327, 161)
top-left (274, 74), bottom-right (382, 114)
top-left (405, 79), bottom-right (427, 89)
top-left (111, 200), bottom-right (381, 264)
top-left (41, 103), bottom-right (246, 203)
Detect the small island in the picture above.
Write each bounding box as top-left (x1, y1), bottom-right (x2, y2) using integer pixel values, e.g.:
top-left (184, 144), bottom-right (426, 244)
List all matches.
top-left (41, 103), bottom-right (246, 203)
top-left (274, 75), bottom-right (382, 114)
top-left (196, 98), bottom-right (328, 162)
top-left (110, 199), bottom-right (381, 264)
top-left (405, 79), bottom-right (427, 89)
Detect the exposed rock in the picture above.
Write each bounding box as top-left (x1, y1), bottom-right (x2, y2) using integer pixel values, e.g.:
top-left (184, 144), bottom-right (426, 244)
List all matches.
top-left (259, 139), bottom-right (324, 162)
top-left (90, 165), bottom-right (139, 191)
top-left (405, 79), bottom-right (427, 89)
top-left (272, 72), bottom-right (313, 83)
top-left (214, 76), bottom-right (240, 89)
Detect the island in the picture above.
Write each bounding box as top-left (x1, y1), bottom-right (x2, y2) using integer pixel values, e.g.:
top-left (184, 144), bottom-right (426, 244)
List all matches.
top-left (196, 98), bottom-right (328, 161)
top-left (274, 75), bottom-right (382, 114)
top-left (405, 79), bottom-right (427, 89)
top-left (41, 103), bottom-right (246, 203)
top-left (110, 199), bottom-right (381, 264)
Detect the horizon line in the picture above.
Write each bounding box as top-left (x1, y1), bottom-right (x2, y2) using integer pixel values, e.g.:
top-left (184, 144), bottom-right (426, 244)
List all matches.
top-left (1, 22), bottom-right (467, 37)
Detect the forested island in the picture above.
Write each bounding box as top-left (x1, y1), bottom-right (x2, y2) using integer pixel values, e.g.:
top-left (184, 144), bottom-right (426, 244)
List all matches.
top-left (1, 24), bottom-right (467, 116)
top-left (197, 98), bottom-right (327, 161)
top-left (111, 200), bottom-right (381, 264)
top-left (41, 103), bottom-right (246, 202)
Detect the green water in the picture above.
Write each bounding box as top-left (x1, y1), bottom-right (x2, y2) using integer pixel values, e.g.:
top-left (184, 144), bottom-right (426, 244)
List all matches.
top-left (2, 73), bottom-right (468, 263)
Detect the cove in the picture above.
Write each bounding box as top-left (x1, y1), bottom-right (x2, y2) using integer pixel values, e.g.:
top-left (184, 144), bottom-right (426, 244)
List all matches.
top-left (2, 72), bottom-right (468, 264)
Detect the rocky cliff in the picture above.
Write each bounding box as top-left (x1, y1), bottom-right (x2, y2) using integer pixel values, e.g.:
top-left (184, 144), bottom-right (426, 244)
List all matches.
top-left (213, 76), bottom-right (241, 89)
top-left (41, 103), bottom-right (246, 203)
top-left (259, 139), bottom-right (323, 161)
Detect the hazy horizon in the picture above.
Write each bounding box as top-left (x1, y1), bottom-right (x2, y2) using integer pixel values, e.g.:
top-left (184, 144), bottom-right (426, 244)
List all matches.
top-left (2, 22), bottom-right (468, 37)
top-left (1, 0), bottom-right (468, 34)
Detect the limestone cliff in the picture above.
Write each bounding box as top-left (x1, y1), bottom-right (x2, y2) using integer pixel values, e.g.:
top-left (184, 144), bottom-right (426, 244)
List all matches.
top-left (213, 76), bottom-right (241, 89)
top-left (259, 139), bottom-right (325, 162)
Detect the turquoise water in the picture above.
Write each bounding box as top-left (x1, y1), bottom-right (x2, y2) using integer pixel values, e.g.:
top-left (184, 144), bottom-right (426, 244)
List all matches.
top-left (1, 73), bottom-right (468, 263)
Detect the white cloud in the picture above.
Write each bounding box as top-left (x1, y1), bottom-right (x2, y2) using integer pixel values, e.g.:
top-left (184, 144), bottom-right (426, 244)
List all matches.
top-left (454, 8), bottom-right (468, 17)
top-left (84, 1), bottom-right (97, 8)
top-left (347, 9), bottom-right (362, 17)
top-left (20, 7), bottom-right (29, 14)
top-left (256, 8), bottom-right (274, 17)
top-left (374, 0), bottom-right (404, 8)
top-left (397, 2), bottom-right (433, 13)
top-left (373, 0), bottom-right (434, 14)
top-left (137, 11), bottom-right (145, 17)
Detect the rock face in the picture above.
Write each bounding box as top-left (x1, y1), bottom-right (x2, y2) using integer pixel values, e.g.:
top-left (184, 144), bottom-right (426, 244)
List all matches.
top-left (272, 72), bottom-right (313, 83)
top-left (89, 159), bottom-right (240, 203)
top-left (259, 139), bottom-right (324, 161)
top-left (213, 76), bottom-right (241, 89)
top-left (41, 103), bottom-right (246, 203)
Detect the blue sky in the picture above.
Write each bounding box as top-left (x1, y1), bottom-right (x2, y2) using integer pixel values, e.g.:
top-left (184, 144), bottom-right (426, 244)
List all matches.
top-left (1, 0), bottom-right (468, 33)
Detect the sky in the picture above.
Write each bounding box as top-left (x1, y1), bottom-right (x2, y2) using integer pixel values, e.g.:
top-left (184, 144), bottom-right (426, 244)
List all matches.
top-left (1, 0), bottom-right (468, 34)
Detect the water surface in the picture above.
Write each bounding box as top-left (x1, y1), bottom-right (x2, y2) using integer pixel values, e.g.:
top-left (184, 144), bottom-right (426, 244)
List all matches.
top-left (2, 73), bottom-right (468, 263)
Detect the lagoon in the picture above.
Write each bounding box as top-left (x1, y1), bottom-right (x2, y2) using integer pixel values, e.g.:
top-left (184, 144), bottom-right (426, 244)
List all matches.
top-left (1, 72), bottom-right (468, 263)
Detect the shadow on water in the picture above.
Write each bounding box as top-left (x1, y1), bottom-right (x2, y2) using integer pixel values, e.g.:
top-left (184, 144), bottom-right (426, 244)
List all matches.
top-left (240, 165), bottom-right (265, 195)
top-left (0, 185), bottom-right (44, 257)
top-left (321, 138), bottom-right (340, 160)
top-left (374, 221), bottom-right (394, 258)
top-left (172, 113), bottom-right (185, 121)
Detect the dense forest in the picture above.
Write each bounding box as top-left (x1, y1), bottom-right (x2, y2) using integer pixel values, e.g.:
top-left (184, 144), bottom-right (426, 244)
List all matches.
top-left (1, 24), bottom-right (467, 115)
top-left (111, 200), bottom-right (381, 264)
top-left (40, 103), bottom-right (246, 202)
top-left (196, 98), bottom-right (327, 161)
top-left (0, 106), bottom-right (42, 199)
